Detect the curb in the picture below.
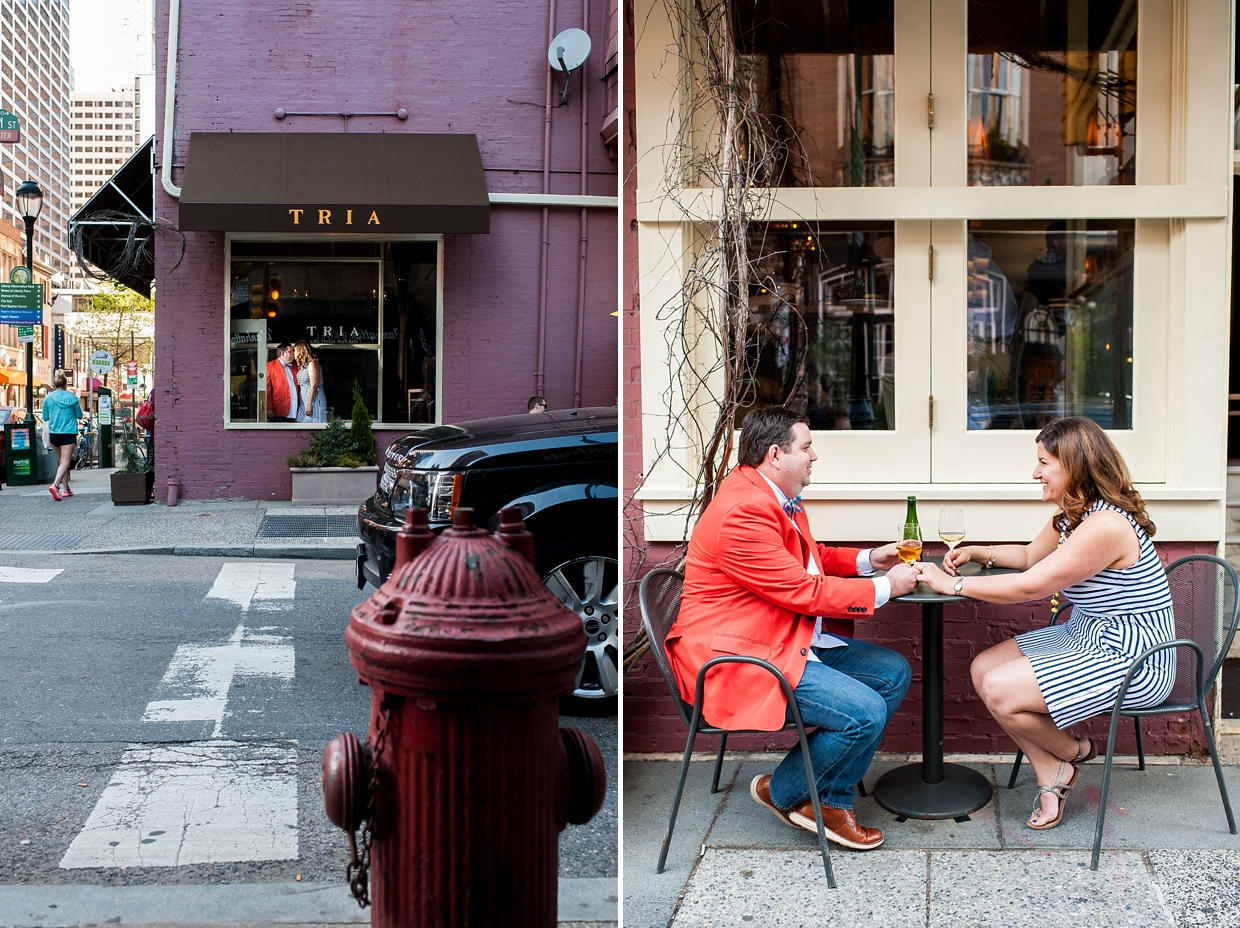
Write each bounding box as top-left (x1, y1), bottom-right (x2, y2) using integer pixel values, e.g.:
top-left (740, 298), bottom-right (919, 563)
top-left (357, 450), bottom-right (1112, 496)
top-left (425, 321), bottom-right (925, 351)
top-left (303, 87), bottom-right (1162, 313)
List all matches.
top-left (3, 545), bottom-right (358, 560)
top-left (0, 878), bottom-right (618, 925)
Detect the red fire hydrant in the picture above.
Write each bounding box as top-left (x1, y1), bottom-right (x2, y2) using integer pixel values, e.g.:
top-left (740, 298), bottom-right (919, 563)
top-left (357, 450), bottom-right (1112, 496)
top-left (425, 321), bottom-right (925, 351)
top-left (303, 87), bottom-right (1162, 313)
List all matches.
top-left (322, 506), bottom-right (606, 927)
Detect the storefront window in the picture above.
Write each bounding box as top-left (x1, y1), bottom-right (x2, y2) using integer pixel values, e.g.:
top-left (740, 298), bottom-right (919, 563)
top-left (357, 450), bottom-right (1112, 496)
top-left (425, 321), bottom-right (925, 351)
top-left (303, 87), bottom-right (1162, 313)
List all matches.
top-left (968, 0), bottom-right (1136, 186)
top-left (227, 239), bottom-right (439, 426)
top-left (737, 222), bottom-right (895, 430)
top-left (734, 0), bottom-right (894, 188)
top-left (966, 219), bottom-right (1134, 431)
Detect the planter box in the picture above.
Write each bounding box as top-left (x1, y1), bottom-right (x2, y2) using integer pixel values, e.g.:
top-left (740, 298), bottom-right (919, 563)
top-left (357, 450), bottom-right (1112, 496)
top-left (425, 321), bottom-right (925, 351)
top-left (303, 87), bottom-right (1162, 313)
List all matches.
top-left (111, 470), bottom-right (154, 506)
top-left (290, 466), bottom-right (379, 505)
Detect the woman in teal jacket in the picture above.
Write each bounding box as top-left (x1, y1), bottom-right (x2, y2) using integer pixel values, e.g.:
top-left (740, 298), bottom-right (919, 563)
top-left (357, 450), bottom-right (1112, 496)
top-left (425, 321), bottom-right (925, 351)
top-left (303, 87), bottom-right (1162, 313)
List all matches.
top-left (43, 370), bottom-right (83, 500)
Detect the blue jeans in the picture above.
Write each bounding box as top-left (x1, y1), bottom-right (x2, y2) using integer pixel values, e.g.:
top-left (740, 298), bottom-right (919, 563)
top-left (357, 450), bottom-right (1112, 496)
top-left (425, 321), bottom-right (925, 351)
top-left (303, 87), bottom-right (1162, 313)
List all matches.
top-left (767, 638), bottom-right (911, 811)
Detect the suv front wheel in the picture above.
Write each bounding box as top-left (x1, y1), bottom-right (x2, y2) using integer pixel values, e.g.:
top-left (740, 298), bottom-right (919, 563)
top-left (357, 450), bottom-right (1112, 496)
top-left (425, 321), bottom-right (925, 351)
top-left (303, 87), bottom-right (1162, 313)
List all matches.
top-left (538, 543), bottom-right (618, 711)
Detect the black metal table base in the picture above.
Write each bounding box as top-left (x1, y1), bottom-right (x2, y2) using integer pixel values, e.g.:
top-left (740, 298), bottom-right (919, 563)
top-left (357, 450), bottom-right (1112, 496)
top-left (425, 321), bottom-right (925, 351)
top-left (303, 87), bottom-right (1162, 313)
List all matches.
top-left (871, 762), bottom-right (995, 820)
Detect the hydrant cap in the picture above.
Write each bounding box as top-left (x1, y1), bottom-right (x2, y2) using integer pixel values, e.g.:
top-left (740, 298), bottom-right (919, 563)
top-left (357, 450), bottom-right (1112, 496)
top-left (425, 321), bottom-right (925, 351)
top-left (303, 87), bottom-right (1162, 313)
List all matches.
top-left (346, 513), bottom-right (587, 700)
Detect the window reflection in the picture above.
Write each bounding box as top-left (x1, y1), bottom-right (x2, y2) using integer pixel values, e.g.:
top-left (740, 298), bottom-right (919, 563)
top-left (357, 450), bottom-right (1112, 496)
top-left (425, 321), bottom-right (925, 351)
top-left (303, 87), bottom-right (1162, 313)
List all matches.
top-left (968, 0), bottom-right (1137, 186)
top-left (967, 220), bottom-right (1134, 430)
top-left (737, 223), bottom-right (895, 430)
top-left (734, 0), bottom-right (894, 188)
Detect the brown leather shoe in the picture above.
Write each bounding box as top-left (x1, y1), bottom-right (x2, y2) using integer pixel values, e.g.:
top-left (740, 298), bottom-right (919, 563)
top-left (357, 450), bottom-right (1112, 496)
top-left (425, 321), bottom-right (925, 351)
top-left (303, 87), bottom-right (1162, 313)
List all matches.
top-left (789, 803), bottom-right (884, 850)
top-left (749, 775), bottom-right (798, 829)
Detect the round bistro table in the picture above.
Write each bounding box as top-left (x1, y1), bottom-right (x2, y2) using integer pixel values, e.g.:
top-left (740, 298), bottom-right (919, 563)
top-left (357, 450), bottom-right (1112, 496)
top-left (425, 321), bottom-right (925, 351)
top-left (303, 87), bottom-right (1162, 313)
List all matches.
top-left (871, 558), bottom-right (1017, 821)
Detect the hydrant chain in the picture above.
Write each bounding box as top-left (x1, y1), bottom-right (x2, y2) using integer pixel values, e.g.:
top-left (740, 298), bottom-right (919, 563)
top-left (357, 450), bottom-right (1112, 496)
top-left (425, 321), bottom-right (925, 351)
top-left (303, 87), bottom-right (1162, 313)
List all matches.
top-left (348, 703), bottom-right (390, 908)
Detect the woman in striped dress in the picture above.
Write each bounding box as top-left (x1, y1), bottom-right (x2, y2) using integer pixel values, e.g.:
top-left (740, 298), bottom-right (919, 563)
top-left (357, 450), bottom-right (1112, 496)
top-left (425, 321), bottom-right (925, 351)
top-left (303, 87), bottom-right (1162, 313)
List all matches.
top-left (915, 417), bottom-right (1174, 830)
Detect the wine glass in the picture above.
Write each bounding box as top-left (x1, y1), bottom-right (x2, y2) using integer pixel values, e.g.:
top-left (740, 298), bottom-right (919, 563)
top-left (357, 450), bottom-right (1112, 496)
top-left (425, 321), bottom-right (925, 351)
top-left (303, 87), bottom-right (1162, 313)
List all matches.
top-left (938, 508), bottom-right (965, 565)
top-left (896, 522), bottom-right (922, 565)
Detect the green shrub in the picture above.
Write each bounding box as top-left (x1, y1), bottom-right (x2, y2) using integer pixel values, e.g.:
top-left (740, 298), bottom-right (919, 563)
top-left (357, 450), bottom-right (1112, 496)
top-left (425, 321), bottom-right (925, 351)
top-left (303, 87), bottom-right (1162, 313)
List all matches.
top-left (350, 382), bottom-right (376, 465)
top-left (286, 413), bottom-right (357, 467)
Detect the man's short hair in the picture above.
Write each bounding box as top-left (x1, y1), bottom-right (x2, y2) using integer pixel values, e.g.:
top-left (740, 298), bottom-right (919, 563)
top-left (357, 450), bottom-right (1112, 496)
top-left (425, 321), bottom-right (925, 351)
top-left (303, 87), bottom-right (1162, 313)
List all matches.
top-left (527, 395), bottom-right (547, 411)
top-left (736, 406), bottom-right (809, 467)
top-left (277, 342), bottom-right (293, 354)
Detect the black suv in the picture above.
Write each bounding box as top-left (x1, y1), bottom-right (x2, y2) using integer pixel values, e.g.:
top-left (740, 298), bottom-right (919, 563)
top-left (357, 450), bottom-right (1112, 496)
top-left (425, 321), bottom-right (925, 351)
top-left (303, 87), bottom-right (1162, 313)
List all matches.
top-left (357, 406), bottom-right (618, 704)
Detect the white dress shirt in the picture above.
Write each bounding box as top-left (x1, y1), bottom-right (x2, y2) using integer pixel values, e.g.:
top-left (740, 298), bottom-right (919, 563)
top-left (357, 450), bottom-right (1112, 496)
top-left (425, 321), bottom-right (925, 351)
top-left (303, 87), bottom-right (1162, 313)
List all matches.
top-left (756, 471), bottom-right (890, 659)
top-left (281, 359), bottom-right (299, 417)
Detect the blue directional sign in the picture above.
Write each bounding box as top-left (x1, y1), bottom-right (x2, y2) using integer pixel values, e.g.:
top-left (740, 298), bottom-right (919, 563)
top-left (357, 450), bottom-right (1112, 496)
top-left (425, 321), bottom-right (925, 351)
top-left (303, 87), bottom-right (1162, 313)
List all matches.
top-left (0, 282), bottom-right (43, 324)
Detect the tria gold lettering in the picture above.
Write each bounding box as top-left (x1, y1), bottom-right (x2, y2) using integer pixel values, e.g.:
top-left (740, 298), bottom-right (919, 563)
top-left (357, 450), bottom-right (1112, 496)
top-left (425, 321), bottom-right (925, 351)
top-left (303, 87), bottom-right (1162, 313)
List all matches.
top-left (318, 209), bottom-right (332, 225)
top-left (367, 211), bottom-right (380, 225)
top-left (346, 209), bottom-right (354, 225)
top-left (288, 209), bottom-right (304, 224)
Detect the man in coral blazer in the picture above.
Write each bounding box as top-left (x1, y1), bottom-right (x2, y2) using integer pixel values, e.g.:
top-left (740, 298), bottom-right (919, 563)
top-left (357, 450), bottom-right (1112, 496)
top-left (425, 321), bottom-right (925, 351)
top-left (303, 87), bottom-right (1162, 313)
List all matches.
top-left (665, 407), bottom-right (918, 850)
top-left (266, 343), bottom-right (300, 422)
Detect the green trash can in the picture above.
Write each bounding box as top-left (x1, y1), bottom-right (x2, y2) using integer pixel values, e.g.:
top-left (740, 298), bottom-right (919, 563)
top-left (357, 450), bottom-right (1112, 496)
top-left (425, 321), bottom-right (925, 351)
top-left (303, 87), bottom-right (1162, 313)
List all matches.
top-left (4, 421), bottom-right (38, 486)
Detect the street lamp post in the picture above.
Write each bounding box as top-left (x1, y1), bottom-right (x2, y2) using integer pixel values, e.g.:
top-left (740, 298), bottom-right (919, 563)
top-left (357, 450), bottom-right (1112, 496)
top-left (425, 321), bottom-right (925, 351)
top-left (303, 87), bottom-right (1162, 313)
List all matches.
top-left (15, 180), bottom-right (42, 424)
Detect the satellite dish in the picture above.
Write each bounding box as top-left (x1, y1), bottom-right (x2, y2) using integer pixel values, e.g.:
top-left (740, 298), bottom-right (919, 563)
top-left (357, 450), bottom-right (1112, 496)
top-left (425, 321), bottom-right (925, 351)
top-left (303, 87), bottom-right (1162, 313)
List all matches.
top-left (548, 28), bottom-right (592, 73)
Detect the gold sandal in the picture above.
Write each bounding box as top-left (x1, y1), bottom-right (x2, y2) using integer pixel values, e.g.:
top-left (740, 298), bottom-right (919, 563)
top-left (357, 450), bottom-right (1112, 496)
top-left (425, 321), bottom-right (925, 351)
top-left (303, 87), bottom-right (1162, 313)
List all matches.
top-left (1027, 761), bottom-right (1080, 830)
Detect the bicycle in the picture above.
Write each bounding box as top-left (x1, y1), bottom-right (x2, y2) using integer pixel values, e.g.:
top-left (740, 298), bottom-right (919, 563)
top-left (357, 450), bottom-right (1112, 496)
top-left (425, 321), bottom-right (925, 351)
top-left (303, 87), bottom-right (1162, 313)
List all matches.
top-left (72, 415), bottom-right (96, 469)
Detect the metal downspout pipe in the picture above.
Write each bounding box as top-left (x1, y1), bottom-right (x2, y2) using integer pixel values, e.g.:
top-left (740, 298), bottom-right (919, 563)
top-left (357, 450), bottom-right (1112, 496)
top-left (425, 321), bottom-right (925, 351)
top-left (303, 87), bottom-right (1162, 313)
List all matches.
top-left (536, 0), bottom-right (557, 399)
top-left (572, 0), bottom-right (589, 408)
top-left (161, 0), bottom-right (182, 198)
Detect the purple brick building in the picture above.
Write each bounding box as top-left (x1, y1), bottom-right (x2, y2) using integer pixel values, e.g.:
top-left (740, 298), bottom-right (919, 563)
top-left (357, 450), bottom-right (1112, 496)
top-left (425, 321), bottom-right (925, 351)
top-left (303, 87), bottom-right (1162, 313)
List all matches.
top-left (153, 0), bottom-right (618, 500)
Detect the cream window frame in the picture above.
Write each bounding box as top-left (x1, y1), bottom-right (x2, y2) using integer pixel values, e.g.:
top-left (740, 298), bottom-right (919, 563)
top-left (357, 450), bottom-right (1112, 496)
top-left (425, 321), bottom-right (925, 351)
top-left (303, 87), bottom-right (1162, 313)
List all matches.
top-left (634, 0), bottom-right (1231, 543)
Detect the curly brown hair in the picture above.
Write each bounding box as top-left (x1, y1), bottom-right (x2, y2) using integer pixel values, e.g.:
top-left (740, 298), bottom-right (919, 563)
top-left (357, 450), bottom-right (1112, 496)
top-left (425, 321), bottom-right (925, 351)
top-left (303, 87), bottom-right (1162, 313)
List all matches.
top-left (1035, 417), bottom-right (1155, 537)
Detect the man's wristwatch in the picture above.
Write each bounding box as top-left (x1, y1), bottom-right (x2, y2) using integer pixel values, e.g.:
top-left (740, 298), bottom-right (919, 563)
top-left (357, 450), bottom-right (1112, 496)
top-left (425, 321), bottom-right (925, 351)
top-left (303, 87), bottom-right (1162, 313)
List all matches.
top-left (953, 577), bottom-right (965, 595)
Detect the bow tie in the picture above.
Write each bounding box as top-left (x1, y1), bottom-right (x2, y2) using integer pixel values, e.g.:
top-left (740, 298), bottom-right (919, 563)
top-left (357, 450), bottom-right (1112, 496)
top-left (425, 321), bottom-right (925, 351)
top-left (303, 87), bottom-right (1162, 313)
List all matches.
top-left (783, 496), bottom-right (803, 517)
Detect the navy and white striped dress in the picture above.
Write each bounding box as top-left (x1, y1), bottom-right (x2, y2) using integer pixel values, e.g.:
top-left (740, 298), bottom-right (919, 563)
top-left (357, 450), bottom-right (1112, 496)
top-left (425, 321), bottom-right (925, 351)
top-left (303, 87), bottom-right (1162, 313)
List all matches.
top-left (1016, 500), bottom-right (1176, 729)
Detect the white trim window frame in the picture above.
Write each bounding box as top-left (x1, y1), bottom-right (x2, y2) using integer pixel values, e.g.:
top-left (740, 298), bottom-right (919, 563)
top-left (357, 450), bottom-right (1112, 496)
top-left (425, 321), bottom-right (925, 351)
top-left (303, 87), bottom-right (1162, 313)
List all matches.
top-left (221, 233), bottom-right (444, 430)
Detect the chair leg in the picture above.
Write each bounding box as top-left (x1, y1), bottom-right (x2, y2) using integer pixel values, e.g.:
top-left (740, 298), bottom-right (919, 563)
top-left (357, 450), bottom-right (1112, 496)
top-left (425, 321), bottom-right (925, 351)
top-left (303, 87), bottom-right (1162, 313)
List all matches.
top-left (788, 703), bottom-right (835, 887)
top-left (1091, 714), bottom-right (1124, 870)
top-left (1133, 718), bottom-right (1145, 771)
top-left (657, 722), bottom-right (700, 874)
top-left (1199, 700), bottom-right (1238, 834)
top-left (711, 734), bottom-right (728, 794)
top-left (1007, 749), bottom-right (1024, 789)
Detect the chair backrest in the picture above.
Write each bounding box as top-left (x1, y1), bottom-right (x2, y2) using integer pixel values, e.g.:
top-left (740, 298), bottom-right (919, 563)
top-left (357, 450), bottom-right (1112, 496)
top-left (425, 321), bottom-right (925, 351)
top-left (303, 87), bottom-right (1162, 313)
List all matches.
top-left (638, 567), bottom-right (694, 727)
top-left (1164, 554), bottom-right (1240, 705)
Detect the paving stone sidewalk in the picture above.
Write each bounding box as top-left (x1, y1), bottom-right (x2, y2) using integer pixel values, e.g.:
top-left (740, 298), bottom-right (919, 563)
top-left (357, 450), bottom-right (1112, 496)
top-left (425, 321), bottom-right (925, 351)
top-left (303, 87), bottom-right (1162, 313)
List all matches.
top-left (625, 754), bottom-right (1240, 928)
top-left (0, 467), bottom-right (360, 559)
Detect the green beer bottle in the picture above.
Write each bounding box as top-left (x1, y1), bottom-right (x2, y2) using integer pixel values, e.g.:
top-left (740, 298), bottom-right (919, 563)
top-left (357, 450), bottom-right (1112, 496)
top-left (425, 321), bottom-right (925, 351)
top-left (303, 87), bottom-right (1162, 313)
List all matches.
top-left (904, 495), bottom-right (919, 530)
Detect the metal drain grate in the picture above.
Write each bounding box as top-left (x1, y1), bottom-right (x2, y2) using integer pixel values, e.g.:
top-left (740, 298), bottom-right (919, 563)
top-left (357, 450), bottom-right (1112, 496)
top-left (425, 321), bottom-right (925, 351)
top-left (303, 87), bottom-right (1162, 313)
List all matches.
top-left (257, 514), bottom-right (359, 539)
top-left (0, 533), bottom-right (88, 550)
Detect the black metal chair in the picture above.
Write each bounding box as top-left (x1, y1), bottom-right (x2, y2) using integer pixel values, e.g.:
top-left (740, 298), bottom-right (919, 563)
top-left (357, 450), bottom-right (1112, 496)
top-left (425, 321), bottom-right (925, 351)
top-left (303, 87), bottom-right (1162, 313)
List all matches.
top-left (1005, 555), bottom-right (1240, 869)
top-left (639, 567), bottom-right (836, 887)
top-left (1086, 554), bottom-right (1240, 868)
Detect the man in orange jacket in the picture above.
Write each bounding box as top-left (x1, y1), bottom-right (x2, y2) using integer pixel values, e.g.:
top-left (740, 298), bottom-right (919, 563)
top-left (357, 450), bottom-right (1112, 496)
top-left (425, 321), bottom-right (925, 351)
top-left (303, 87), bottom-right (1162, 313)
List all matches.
top-left (665, 406), bottom-right (919, 850)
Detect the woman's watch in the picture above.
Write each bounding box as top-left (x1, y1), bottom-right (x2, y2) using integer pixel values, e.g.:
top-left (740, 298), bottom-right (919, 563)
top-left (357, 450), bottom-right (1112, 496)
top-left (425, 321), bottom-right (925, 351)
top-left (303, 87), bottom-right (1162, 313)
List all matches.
top-left (953, 577), bottom-right (965, 595)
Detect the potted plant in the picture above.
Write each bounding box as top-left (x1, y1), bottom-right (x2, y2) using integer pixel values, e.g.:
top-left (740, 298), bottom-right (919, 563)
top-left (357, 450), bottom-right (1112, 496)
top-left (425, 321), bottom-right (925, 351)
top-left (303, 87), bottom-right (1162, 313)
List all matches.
top-left (110, 419), bottom-right (153, 505)
top-left (286, 384), bottom-right (380, 504)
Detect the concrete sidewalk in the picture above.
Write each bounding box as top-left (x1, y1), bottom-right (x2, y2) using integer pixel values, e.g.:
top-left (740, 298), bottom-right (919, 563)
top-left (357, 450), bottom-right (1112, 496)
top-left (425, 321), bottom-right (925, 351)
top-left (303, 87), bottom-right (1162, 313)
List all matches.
top-left (625, 752), bottom-right (1240, 928)
top-left (0, 467), bottom-right (360, 559)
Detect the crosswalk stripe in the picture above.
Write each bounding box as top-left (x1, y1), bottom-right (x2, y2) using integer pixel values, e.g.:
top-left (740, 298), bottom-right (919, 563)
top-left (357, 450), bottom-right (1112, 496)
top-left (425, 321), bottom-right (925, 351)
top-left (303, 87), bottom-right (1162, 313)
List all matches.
top-left (0, 567), bottom-right (63, 583)
top-left (142, 624), bottom-right (295, 736)
top-left (58, 741), bottom-right (298, 869)
top-left (205, 562), bottom-right (296, 611)
top-left (61, 568), bottom-right (302, 870)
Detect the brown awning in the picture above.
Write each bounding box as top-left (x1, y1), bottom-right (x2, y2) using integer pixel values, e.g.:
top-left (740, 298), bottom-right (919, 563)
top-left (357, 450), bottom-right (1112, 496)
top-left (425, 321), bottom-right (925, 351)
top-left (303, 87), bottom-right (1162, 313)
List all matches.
top-left (178, 133), bottom-right (490, 234)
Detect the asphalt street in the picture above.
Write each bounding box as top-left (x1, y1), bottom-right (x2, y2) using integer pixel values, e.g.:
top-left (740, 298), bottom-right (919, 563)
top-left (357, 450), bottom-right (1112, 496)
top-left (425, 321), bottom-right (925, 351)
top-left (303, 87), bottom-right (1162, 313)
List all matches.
top-left (0, 553), bottom-right (617, 892)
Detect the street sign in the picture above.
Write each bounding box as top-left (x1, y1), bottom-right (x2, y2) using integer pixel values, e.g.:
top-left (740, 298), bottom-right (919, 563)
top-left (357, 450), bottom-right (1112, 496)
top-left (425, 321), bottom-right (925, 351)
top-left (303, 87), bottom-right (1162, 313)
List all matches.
top-left (126, 360), bottom-right (139, 385)
top-left (0, 110), bottom-right (21, 144)
top-left (16, 325), bottom-right (34, 343)
top-left (0, 282), bottom-right (42, 324)
top-left (9, 266), bottom-right (30, 284)
top-left (89, 350), bottom-right (115, 376)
